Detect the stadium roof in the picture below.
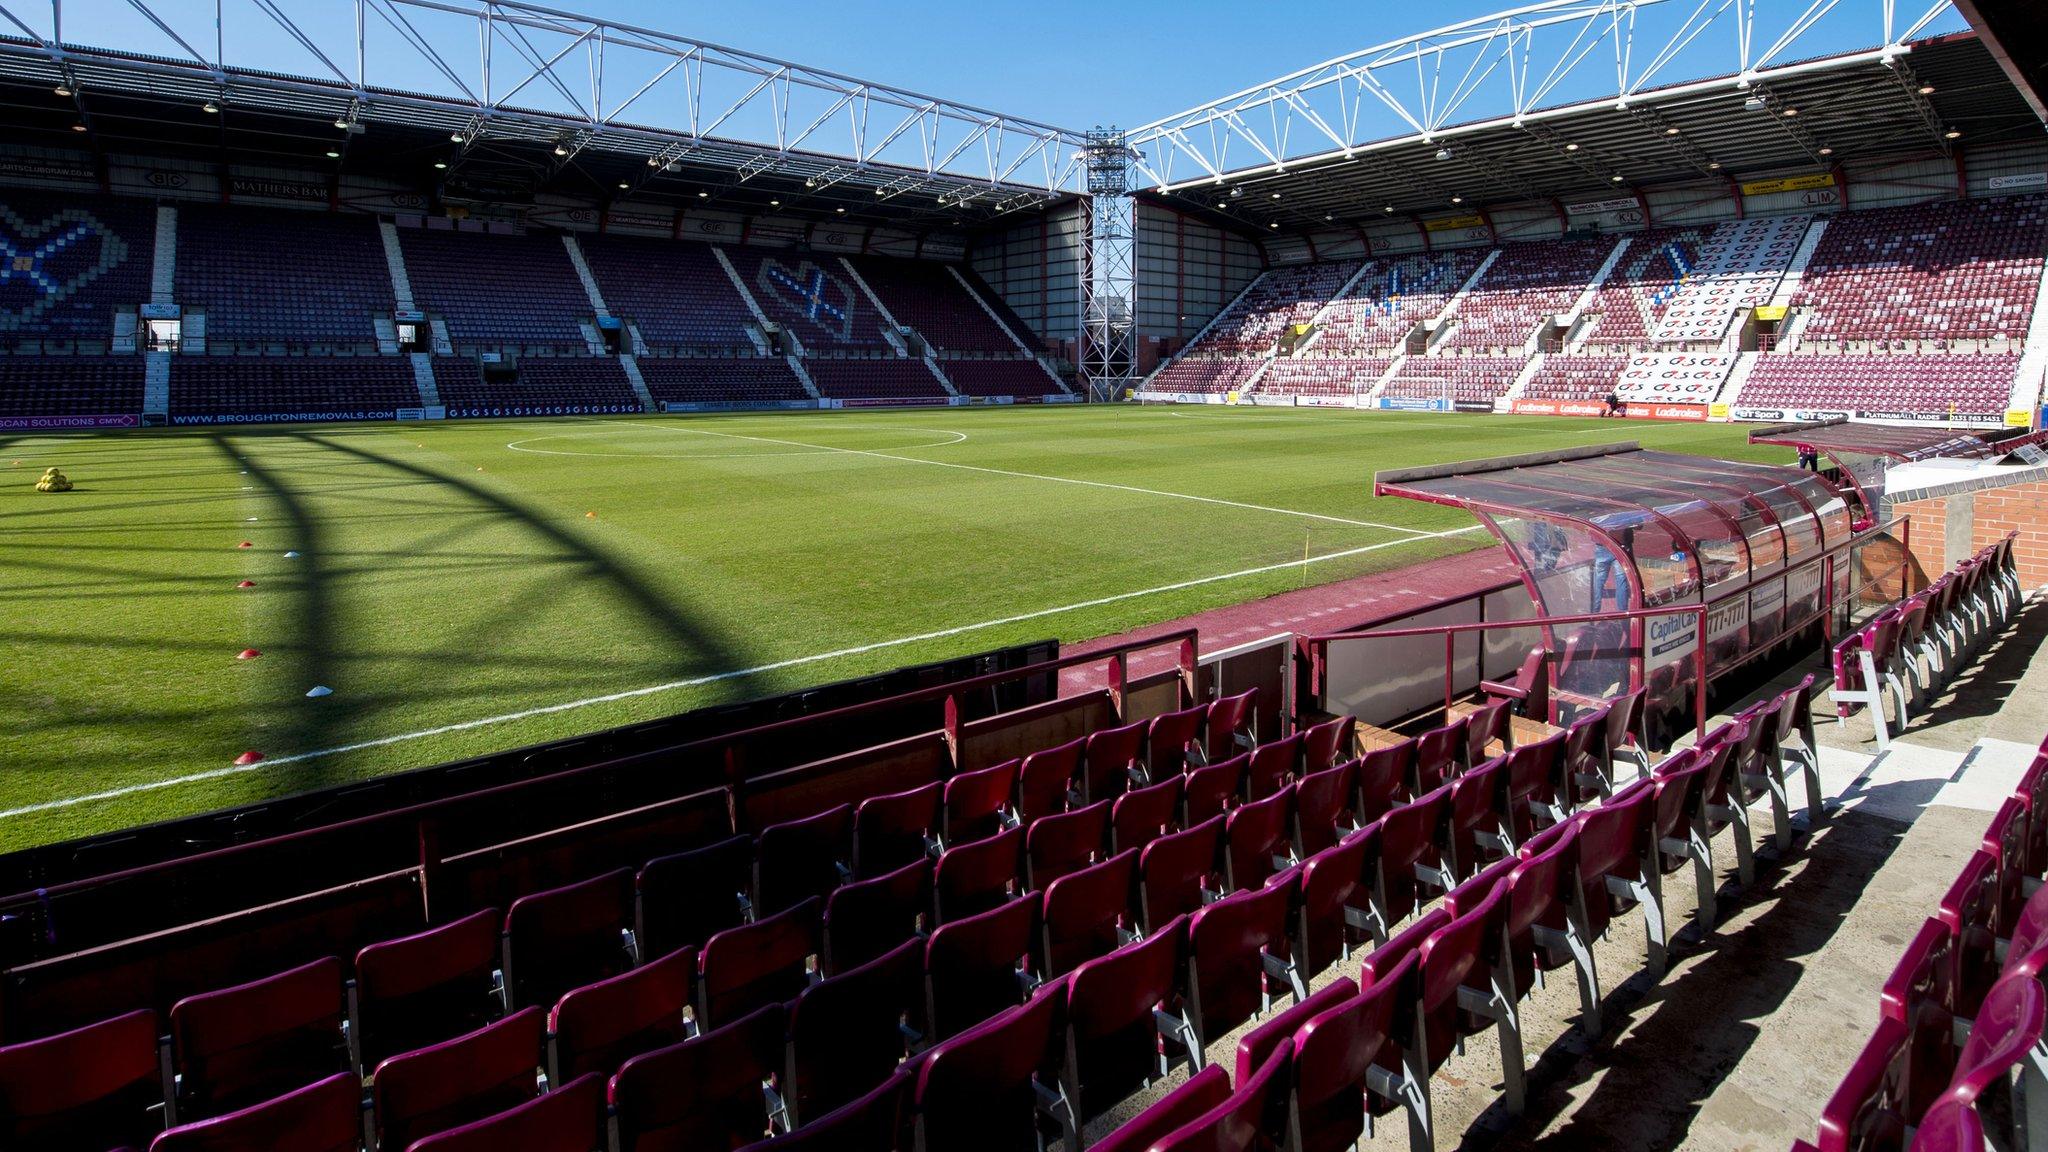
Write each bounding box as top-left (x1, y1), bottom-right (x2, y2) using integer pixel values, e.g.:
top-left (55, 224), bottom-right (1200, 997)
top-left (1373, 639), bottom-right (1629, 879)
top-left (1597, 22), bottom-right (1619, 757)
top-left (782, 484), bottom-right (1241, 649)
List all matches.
top-left (0, 0), bottom-right (1088, 232)
top-left (1130, 0), bottom-right (2046, 236)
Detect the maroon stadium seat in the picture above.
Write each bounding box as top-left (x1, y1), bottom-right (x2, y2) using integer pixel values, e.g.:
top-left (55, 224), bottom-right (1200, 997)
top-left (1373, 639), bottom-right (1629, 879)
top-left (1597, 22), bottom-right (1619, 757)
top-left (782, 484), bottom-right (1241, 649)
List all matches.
top-left (503, 869), bottom-right (636, 1011)
top-left (1647, 749), bottom-right (1717, 932)
top-left (1083, 720), bottom-right (1148, 803)
top-left (1040, 849), bottom-right (1137, 978)
top-left (374, 1007), bottom-right (544, 1152)
top-left (1185, 752), bottom-right (1249, 825)
top-left (924, 894), bottom-right (1037, 1041)
top-left (406, 1071), bottom-right (606, 1152)
top-left (1298, 821), bottom-right (1383, 971)
top-left (1562, 703), bottom-right (1616, 804)
top-left (1151, 1042), bottom-right (1288, 1152)
top-left (637, 834), bottom-right (754, 959)
top-left (1148, 706), bottom-right (1208, 778)
top-left (1138, 815), bottom-right (1224, 933)
top-left (737, 1061), bottom-right (917, 1152)
top-left (1026, 799), bottom-right (1111, 890)
top-left (546, 945), bottom-right (694, 1081)
top-left (1294, 759), bottom-right (1358, 857)
top-left (1376, 784), bottom-right (1452, 931)
top-left (611, 1003), bottom-right (786, 1151)
top-left (825, 857), bottom-right (931, 974)
top-left (786, 937), bottom-right (922, 1126)
top-left (1088, 1064), bottom-right (1231, 1152)
top-left (1064, 918), bottom-right (1194, 1119)
top-left (943, 759), bottom-right (1019, 846)
top-left (1292, 949), bottom-right (1420, 1152)
top-left (168, 955), bottom-right (347, 1119)
top-left (757, 805), bottom-right (853, 916)
top-left (913, 989), bottom-right (1073, 1152)
top-left (856, 782), bottom-right (943, 879)
top-left (1114, 774), bottom-right (1185, 855)
top-left (1224, 784), bottom-right (1295, 891)
top-left (1234, 976), bottom-right (1355, 1094)
top-left (934, 824), bottom-right (1022, 923)
top-left (353, 907), bottom-right (502, 1074)
top-left (699, 897), bottom-right (821, 1028)
top-left (1302, 716), bottom-right (1356, 776)
top-left (1572, 780), bottom-right (1666, 982)
top-left (150, 1072), bottom-right (359, 1152)
top-left (1355, 742), bottom-right (1414, 823)
top-left (1503, 730), bottom-right (1568, 835)
top-left (1187, 872), bottom-right (1303, 1051)
top-left (1444, 754), bottom-right (1509, 880)
top-left (1246, 734), bottom-right (1303, 802)
top-left (1018, 738), bottom-right (1084, 824)
top-left (1414, 716), bottom-right (1470, 790)
top-left (1204, 689), bottom-right (1259, 763)
top-left (1464, 698), bottom-right (1514, 764)
top-left (0, 1009), bottom-right (161, 1152)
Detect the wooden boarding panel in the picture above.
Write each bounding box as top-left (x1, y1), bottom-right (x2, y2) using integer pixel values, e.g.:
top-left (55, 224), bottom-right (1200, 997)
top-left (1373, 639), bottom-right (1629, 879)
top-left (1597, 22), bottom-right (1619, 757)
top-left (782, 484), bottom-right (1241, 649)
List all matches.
top-left (0, 871), bottom-right (423, 1043)
top-left (738, 734), bottom-right (949, 832)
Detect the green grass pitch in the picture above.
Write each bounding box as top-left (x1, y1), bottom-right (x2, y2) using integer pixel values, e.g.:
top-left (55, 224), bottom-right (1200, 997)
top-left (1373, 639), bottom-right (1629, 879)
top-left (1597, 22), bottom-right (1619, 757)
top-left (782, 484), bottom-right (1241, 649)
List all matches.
top-left (0, 406), bottom-right (1787, 850)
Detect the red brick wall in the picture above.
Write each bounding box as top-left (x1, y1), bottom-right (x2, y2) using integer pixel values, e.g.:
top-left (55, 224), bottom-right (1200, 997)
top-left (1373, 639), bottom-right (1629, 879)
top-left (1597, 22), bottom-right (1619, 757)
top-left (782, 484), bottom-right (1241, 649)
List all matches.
top-left (1891, 476), bottom-right (2048, 590)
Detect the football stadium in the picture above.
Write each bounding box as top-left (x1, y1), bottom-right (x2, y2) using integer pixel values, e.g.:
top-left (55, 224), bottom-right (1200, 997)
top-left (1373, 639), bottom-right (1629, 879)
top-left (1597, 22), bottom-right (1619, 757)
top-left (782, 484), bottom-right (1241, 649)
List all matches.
top-left (5, 0), bottom-right (2048, 1146)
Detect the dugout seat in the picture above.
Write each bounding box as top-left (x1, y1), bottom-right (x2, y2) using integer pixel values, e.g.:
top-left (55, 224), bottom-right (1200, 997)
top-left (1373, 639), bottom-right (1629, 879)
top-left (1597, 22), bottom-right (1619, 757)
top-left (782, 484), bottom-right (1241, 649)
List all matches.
top-left (168, 955), bottom-right (347, 1120)
top-left (150, 1072), bottom-right (359, 1152)
top-left (1114, 774), bottom-right (1185, 855)
top-left (353, 908), bottom-right (503, 1075)
top-left (1302, 716), bottom-right (1356, 777)
top-left (698, 897), bottom-right (821, 1028)
top-left (757, 805), bottom-right (853, 917)
top-left (913, 989), bottom-right (1075, 1152)
top-left (638, 835), bottom-right (753, 960)
top-left (824, 858), bottom-right (930, 974)
top-left (1088, 1064), bottom-right (1231, 1152)
top-left (1247, 734), bottom-right (1303, 802)
top-left (924, 894), bottom-right (1037, 1041)
top-left (786, 937), bottom-right (922, 1127)
top-left (1298, 823), bottom-right (1383, 970)
top-left (1018, 738), bottom-right (1084, 824)
top-left (943, 759), bottom-right (1019, 847)
top-left (611, 1003), bottom-right (786, 1151)
top-left (1224, 785), bottom-right (1295, 892)
top-left (1148, 705), bottom-right (1209, 778)
top-left (406, 1071), bottom-right (605, 1152)
top-left (1064, 917), bottom-right (1197, 1119)
top-left (1187, 875), bottom-right (1304, 1052)
top-left (1027, 800), bottom-right (1111, 890)
top-left (856, 782), bottom-right (942, 879)
top-left (1185, 752), bottom-right (1248, 825)
top-left (1084, 721), bottom-right (1148, 803)
top-left (934, 824), bottom-right (1021, 923)
top-left (0, 1009), bottom-right (161, 1152)
top-left (1041, 849), bottom-right (1138, 978)
top-left (1294, 759), bottom-right (1359, 857)
top-left (502, 869), bottom-right (637, 1012)
top-left (1139, 816), bottom-right (1225, 933)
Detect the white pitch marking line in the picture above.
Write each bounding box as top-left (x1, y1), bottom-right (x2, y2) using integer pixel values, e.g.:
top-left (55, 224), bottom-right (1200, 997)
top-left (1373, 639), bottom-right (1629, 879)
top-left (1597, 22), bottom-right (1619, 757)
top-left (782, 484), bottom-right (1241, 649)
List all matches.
top-left (0, 524), bottom-right (1485, 820)
top-left (620, 421), bottom-right (1438, 536)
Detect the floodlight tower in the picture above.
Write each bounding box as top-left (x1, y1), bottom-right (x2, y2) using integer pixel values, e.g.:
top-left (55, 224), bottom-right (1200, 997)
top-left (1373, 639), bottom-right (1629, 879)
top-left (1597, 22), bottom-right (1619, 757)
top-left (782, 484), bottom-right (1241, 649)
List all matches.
top-left (1080, 127), bottom-right (1138, 401)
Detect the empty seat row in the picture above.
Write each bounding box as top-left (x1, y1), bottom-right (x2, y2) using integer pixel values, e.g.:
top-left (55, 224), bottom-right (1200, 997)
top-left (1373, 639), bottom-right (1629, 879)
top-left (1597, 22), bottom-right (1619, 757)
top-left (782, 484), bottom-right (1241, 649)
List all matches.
top-left (1831, 534), bottom-right (2020, 749)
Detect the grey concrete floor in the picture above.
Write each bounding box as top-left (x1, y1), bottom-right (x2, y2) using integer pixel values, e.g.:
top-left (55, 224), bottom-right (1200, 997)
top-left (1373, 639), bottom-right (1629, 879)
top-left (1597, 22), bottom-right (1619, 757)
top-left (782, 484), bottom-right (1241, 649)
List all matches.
top-left (1087, 591), bottom-right (2048, 1152)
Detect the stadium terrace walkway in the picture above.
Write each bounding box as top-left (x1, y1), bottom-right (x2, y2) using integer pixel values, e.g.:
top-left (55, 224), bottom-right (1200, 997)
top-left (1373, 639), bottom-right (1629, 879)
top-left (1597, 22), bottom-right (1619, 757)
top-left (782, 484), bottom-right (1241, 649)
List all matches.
top-left (1059, 546), bottom-right (1523, 693)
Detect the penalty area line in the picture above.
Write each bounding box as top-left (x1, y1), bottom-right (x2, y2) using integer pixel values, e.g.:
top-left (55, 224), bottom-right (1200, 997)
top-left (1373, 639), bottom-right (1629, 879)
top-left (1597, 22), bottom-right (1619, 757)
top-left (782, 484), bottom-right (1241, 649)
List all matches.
top-left (0, 524), bottom-right (1485, 820)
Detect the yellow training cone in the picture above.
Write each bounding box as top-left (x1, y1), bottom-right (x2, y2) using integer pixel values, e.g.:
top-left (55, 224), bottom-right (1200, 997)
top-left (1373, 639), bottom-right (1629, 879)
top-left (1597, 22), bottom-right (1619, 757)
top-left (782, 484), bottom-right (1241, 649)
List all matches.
top-left (586, 511), bottom-right (598, 519)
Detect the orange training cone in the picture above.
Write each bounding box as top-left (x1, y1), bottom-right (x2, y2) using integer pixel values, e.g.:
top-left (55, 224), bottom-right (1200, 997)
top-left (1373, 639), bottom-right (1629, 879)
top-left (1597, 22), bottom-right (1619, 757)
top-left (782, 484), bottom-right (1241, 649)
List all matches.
top-left (237, 541), bottom-right (253, 548)
top-left (586, 511), bottom-right (597, 519)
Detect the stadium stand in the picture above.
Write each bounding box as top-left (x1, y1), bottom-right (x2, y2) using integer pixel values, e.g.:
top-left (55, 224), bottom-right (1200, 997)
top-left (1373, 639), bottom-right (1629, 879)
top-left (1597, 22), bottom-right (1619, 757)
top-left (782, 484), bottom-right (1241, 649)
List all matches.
top-left (1521, 352), bottom-right (1629, 400)
top-left (0, 191), bottom-right (154, 349)
top-left (635, 356), bottom-right (810, 406)
top-left (168, 357), bottom-right (418, 422)
top-left (1793, 196), bottom-right (2048, 351)
top-left (942, 357), bottom-right (1058, 397)
top-left (804, 357), bottom-right (949, 402)
top-left (731, 249), bottom-right (890, 351)
top-left (1737, 352), bottom-right (2021, 421)
top-left (1378, 354), bottom-right (1530, 406)
top-left (173, 206), bottom-right (390, 350)
top-left (0, 354), bottom-right (144, 416)
top-left (432, 356), bottom-right (642, 418)
top-left (396, 224), bottom-right (592, 351)
top-left (1309, 251), bottom-right (1486, 356)
top-left (1437, 237), bottom-right (1612, 352)
top-left (1256, 356), bottom-right (1393, 398)
top-left (576, 234), bottom-right (758, 353)
top-left (850, 255), bottom-right (1024, 354)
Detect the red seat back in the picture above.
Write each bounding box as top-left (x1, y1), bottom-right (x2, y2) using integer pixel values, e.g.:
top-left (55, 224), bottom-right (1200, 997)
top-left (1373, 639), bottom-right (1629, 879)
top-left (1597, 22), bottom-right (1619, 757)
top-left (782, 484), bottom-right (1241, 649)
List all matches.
top-left (169, 955), bottom-right (345, 1118)
top-left (1083, 721), bottom-right (1147, 804)
top-left (548, 946), bottom-right (693, 1081)
top-left (1026, 799), bottom-right (1111, 890)
top-left (637, 836), bottom-right (753, 961)
top-left (1185, 752), bottom-right (1249, 825)
top-left (756, 804), bottom-right (853, 917)
top-left (1247, 734), bottom-right (1304, 801)
top-left (611, 1003), bottom-right (785, 1151)
top-left (788, 937), bottom-right (922, 1124)
top-left (698, 897), bottom-right (821, 1028)
top-left (1066, 917), bottom-right (1186, 1120)
top-left (1295, 949), bottom-right (1418, 1152)
top-left (854, 781), bottom-right (941, 879)
top-left (150, 1072), bottom-right (360, 1152)
top-left (0, 1009), bottom-right (161, 1152)
top-left (1041, 849), bottom-right (1137, 978)
top-left (1188, 874), bottom-right (1294, 1043)
top-left (1139, 816), bottom-right (1224, 933)
top-left (409, 1071), bottom-right (605, 1152)
top-left (354, 907), bottom-right (501, 1072)
top-left (914, 989), bottom-right (1064, 1152)
top-left (1114, 774), bottom-right (1185, 855)
top-left (1302, 716), bottom-right (1356, 776)
top-left (1018, 738), bottom-right (1084, 824)
top-left (1148, 706), bottom-right (1208, 778)
top-left (1225, 785), bottom-right (1294, 892)
top-left (375, 1007), bottom-right (544, 1152)
top-left (1355, 741), bottom-right (1415, 822)
top-left (944, 759), bottom-right (1019, 846)
top-left (925, 895), bottom-right (1037, 1041)
top-left (935, 824), bottom-right (1021, 923)
top-left (1294, 760), bottom-right (1357, 857)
